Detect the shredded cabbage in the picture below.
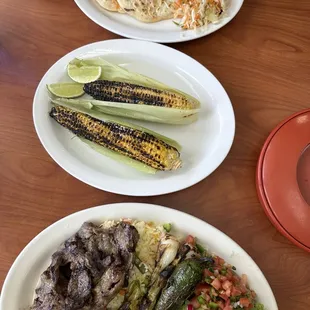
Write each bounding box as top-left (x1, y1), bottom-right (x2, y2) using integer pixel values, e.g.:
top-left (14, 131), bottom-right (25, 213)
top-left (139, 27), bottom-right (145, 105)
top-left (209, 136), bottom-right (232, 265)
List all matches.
top-left (173, 0), bottom-right (225, 29)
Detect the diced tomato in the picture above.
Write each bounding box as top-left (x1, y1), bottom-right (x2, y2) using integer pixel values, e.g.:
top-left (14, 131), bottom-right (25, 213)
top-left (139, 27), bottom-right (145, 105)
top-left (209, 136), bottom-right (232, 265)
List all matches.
top-left (213, 256), bottom-right (220, 265)
top-left (211, 278), bottom-right (222, 290)
top-left (219, 293), bottom-right (228, 301)
top-left (225, 288), bottom-right (231, 297)
top-left (195, 283), bottom-right (210, 295)
top-left (205, 295), bottom-right (211, 302)
top-left (185, 235), bottom-right (196, 245)
top-left (187, 304), bottom-right (194, 310)
top-left (232, 275), bottom-right (240, 284)
top-left (189, 296), bottom-right (200, 309)
top-left (239, 298), bottom-right (251, 307)
top-left (213, 256), bottom-right (225, 266)
top-left (219, 275), bottom-right (227, 282)
top-left (203, 269), bottom-right (214, 277)
top-left (217, 300), bottom-right (225, 309)
top-left (222, 280), bottom-right (232, 291)
top-left (223, 306), bottom-right (233, 310)
top-left (231, 286), bottom-right (242, 296)
top-left (226, 270), bottom-right (233, 281)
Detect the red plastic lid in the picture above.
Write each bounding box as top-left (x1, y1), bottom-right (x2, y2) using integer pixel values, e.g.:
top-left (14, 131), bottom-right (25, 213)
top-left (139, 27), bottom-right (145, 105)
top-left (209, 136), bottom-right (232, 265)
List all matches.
top-left (256, 109), bottom-right (310, 252)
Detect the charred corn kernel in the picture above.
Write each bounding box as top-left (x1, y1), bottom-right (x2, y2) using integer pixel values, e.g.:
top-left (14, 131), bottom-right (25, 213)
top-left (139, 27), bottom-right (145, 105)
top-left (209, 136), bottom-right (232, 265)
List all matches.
top-left (50, 106), bottom-right (182, 171)
top-left (83, 80), bottom-right (195, 110)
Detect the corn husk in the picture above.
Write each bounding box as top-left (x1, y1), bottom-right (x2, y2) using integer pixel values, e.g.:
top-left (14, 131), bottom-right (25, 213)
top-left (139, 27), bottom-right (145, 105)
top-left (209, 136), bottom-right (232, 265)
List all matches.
top-left (67, 57), bottom-right (200, 124)
top-left (51, 98), bottom-right (182, 173)
top-left (53, 97), bottom-right (198, 125)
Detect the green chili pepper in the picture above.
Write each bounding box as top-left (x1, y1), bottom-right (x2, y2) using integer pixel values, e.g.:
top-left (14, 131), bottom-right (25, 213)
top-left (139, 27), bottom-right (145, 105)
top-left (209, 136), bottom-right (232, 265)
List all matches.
top-left (163, 223), bottom-right (172, 232)
top-left (205, 276), bottom-right (212, 284)
top-left (197, 296), bottom-right (206, 304)
top-left (208, 302), bottom-right (219, 309)
top-left (196, 243), bottom-right (205, 254)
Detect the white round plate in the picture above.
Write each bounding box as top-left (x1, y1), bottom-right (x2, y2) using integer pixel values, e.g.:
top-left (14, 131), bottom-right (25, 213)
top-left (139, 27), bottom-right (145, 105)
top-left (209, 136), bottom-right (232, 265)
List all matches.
top-left (74, 0), bottom-right (244, 43)
top-left (33, 39), bottom-right (235, 196)
top-left (0, 203), bottom-right (278, 310)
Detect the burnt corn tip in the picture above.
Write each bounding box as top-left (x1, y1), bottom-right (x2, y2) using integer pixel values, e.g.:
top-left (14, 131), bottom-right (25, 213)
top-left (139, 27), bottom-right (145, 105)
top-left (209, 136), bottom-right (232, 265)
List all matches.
top-left (49, 105), bottom-right (182, 171)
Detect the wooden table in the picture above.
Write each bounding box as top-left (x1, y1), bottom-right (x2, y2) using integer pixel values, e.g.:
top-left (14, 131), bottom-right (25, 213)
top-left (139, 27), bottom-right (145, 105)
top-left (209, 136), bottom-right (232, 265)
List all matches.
top-left (0, 0), bottom-right (309, 308)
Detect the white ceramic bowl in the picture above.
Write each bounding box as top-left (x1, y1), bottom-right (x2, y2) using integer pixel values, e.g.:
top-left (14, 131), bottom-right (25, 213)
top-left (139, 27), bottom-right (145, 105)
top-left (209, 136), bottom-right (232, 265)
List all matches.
top-left (0, 203), bottom-right (278, 309)
top-left (74, 0), bottom-right (244, 43)
top-left (33, 39), bottom-right (235, 196)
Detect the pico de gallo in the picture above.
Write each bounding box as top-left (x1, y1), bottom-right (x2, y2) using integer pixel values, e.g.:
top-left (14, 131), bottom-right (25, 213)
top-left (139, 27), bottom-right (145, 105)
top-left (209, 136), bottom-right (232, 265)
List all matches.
top-left (182, 235), bottom-right (265, 310)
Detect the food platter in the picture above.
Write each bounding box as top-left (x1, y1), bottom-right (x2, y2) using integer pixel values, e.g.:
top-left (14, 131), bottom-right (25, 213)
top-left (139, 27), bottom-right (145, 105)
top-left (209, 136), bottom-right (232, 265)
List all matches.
top-left (74, 0), bottom-right (244, 43)
top-left (0, 203), bottom-right (278, 309)
top-left (33, 39), bottom-right (235, 196)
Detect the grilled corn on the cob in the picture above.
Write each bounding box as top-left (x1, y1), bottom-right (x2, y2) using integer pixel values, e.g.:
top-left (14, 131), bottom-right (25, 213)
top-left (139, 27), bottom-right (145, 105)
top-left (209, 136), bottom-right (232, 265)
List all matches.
top-left (83, 80), bottom-right (198, 110)
top-left (50, 105), bottom-right (182, 171)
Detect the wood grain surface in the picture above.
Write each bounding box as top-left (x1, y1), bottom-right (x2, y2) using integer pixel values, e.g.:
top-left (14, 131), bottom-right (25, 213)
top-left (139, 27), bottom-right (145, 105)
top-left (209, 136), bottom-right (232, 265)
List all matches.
top-left (0, 0), bottom-right (309, 309)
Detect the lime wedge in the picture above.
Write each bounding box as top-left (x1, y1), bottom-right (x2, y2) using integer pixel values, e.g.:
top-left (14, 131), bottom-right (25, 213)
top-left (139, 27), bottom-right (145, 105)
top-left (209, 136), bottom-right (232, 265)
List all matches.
top-left (67, 64), bottom-right (102, 83)
top-left (47, 83), bottom-right (85, 98)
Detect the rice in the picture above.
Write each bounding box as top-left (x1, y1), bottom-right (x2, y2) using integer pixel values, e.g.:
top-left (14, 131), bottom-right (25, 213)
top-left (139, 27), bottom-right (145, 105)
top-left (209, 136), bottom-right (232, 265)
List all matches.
top-left (100, 220), bottom-right (118, 229)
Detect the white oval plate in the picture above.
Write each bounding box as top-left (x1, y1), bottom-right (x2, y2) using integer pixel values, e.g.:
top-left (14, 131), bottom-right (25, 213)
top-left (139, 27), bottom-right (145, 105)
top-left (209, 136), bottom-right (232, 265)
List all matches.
top-left (33, 39), bottom-right (235, 196)
top-left (0, 203), bottom-right (278, 309)
top-left (74, 0), bottom-right (244, 43)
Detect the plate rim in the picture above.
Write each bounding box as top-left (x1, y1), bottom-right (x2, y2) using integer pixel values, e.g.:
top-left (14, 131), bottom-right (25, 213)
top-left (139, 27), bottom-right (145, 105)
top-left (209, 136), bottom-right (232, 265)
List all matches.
top-left (32, 39), bottom-right (235, 196)
top-left (256, 108), bottom-right (310, 253)
top-left (73, 0), bottom-right (244, 43)
top-left (0, 202), bottom-right (278, 309)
